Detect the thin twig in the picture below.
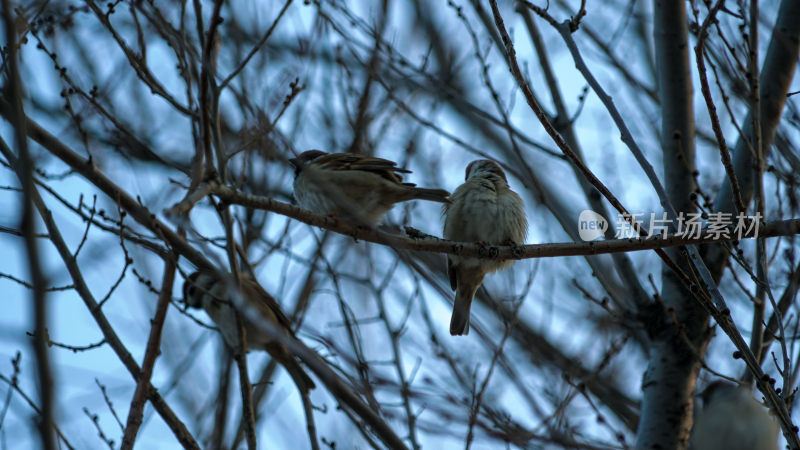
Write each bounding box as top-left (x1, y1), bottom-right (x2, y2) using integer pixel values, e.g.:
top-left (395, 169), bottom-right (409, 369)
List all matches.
top-left (693, 0), bottom-right (747, 216)
top-left (120, 259), bottom-right (176, 449)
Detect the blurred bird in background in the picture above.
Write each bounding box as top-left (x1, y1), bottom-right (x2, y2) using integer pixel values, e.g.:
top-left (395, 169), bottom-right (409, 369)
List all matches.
top-left (182, 271), bottom-right (315, 393)
top-left (443, 160), bottom-right (527, 336)
top-left (689, 381), bottom-right (778, 450)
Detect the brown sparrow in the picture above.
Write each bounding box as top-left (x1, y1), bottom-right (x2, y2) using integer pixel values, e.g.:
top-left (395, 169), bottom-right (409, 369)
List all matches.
top-left (443, 160), bottom-right (527, 335)
top-left (689, 381), bottom-right (778, 450)
top-left (183, 271), bottom-right (315, 392)
top-left (288, 150), bottom-right (451, 224)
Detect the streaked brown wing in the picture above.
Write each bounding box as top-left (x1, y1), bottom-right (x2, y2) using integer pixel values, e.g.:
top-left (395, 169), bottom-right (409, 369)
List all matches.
top-left (313, 152), bottom-right (411, 184)
top-left (240, 277), bottom-right (296, 333)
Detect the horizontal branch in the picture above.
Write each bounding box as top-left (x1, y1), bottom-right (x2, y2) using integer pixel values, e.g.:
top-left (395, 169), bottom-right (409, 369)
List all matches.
top-left (209, 184), bottom-right (800, 260)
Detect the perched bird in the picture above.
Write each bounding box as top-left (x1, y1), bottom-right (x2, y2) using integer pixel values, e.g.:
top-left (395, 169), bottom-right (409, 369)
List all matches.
top-left (689, 381), bottom-right (778, 450)
top-left (182, 271), bottom-right (315, 393)
top-left (288, 150), bottom-right (451, 225)
top-left (443, 160), bottom-right (527, 335)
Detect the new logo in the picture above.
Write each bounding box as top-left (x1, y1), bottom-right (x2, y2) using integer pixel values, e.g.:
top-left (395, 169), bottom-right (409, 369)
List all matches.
top-left (578, 210), bottom-right (607, 241)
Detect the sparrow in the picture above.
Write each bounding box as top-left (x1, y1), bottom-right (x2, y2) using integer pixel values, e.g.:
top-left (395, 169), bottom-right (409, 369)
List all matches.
top-left (288, 150), bottom-right (451, 224)
top-left (443, 160), bottom-right (527, 335)
top-left (689, 381), bottom-right (778, 450)
top-left (182, 271), bottom-right (315, 393)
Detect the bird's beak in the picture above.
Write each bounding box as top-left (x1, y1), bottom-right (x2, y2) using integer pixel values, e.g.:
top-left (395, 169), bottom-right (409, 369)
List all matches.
top-left (288, 157), bottom-right (300, 169)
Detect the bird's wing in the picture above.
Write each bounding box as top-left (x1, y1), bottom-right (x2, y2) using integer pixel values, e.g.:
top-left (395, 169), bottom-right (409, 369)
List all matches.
top-left (241, 277), bottom-right (296, 333)
top-left (312, 152), bottom-right (411, 184)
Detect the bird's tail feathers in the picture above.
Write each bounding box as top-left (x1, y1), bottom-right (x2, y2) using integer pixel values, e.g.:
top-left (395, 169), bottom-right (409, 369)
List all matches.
top-left (410, 187), bottom-right (451, 204)
top-left (284, 357), bottom-right (315, 393)
top-left (450, 282), bottom-right (481, 336)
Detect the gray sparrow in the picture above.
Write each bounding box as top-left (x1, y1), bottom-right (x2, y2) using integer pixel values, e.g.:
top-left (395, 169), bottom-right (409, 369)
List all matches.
top-left (183, 271), bottom-right (315, 392)
top-left (689, 381), bottom-right (778, 450)
top-left (443, 160), bottom-right (527, 335)
top-left (289, 150), bottom-right (451, 224)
